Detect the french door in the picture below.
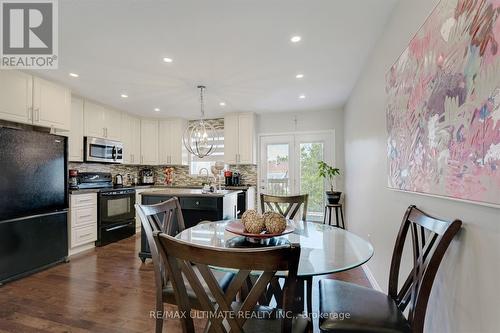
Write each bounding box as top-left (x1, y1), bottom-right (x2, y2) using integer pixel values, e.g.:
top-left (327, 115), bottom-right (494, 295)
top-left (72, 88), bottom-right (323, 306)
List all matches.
top-left (259, 132), bottom-right (334, 221)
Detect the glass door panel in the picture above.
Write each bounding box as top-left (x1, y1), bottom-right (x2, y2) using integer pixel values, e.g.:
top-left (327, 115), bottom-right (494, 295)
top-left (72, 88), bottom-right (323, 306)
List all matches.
top-left (299, 142), bottom-right (325, 222)
top-left (259, 132), bottom-right (334, 222)
top-left (265, 143), bottom-right (290, 195)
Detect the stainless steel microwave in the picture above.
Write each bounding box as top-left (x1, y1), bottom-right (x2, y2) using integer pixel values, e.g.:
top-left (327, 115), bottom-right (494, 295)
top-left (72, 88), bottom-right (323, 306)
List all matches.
top-left (84, 137), bottom-right (123, 164)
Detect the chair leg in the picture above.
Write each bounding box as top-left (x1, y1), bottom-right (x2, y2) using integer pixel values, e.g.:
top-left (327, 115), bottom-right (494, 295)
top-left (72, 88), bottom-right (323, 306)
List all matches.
top-left (155, 298), bottom-right (164, 333)
top-left (305, 276), bottom-right (313, 317)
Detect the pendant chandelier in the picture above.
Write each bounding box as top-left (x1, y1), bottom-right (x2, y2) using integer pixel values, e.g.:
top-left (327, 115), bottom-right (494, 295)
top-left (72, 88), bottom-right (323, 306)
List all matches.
top-left (183, 85), bottom-right (218, 158)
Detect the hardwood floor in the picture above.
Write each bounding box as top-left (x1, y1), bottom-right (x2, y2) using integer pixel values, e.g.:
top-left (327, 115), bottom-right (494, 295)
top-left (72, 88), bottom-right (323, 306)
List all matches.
top-left (0, 234), bottom-right (371, 333)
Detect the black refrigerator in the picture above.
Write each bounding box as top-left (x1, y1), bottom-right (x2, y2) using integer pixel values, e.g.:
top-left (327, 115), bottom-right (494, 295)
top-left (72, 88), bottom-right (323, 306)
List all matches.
top-left (0, 127), bottom-right (68, 284)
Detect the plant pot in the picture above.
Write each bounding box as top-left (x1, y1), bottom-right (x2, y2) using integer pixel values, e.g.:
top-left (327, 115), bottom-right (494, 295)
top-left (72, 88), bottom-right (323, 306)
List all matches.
top-left (326, 191), bottom-right (342, 204)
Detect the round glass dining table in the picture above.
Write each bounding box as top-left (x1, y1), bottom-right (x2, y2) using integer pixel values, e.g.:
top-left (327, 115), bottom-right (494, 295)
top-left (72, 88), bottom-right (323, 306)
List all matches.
top-left (176, 220), bottom-right (374, 277)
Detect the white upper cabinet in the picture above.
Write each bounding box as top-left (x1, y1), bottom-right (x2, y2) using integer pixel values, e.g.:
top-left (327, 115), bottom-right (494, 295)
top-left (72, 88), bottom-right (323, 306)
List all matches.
top-left (224, 112), bottom-right (256, 164)
top-left (140, 119), bottom-right (159, 165)
top-left (68, 96), bottom-right (84, 161)
top-left (237, 113), bottom-right (256, 164)
top-left (104, 108), bottom-right (122, 141)
top-left (0, 71), bottom-right (33, 125)
top-left (0, 71), bottom-right (70, 130)
top-left (159, 118), bottom-right (188, 165)
top-left (84, 101), bottom-right (121, 141)
top-left (83, 101), bottom-right (105, 138)
top-left (32, 77), bottom-right (71, 131)
top-left (121, 113), bottom-right (141, 164)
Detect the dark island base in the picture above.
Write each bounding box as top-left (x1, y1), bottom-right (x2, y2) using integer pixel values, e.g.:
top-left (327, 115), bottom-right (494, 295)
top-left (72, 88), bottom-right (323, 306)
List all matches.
top-left (138, 191), bottom-right (239, 262)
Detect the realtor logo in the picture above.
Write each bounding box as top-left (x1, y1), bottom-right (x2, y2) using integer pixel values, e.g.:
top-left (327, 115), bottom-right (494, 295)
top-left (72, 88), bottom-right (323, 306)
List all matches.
top-left (0, 0), bottom-right (58, 69)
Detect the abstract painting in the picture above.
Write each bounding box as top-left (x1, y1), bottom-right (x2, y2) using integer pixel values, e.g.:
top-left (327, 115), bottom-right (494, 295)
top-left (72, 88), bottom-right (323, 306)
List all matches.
top-left (386, 0), bottom-right (500, 206)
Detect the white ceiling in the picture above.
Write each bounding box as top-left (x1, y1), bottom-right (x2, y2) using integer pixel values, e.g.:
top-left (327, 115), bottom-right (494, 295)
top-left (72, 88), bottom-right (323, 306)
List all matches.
top-left (33, 0), bottom-right (398, 119)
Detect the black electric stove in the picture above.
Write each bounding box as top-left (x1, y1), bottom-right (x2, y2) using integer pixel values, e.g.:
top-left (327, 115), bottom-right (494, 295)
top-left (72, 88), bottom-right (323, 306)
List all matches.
top-left (76, 172), bottom-right (136, 246)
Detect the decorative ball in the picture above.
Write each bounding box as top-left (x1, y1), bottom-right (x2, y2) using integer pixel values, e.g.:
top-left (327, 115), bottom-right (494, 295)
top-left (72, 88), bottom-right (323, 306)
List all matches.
top-left (264, 212), bottom-right (287, 234)
top-left (241, 209), bottom-right (258, 227)
top-left (262, 211), bottom-right (274, 222)
top-left (243, 214), bottom-right (265, 234)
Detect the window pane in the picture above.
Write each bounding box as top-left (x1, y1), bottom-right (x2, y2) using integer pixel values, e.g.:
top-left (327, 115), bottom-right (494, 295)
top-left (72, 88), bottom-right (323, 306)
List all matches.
top-left (266, 144), bottom-right (290, 195)
top-left (300, 142), bottom-right (324, 222)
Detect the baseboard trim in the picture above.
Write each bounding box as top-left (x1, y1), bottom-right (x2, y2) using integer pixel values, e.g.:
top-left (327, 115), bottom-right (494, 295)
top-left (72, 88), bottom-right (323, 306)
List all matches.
top-left (362, 264), bottom-right (383, 291)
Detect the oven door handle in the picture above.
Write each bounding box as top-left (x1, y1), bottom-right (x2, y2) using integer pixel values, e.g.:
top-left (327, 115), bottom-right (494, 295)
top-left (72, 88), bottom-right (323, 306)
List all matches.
top-left (105, 224), bottom-right (131, 232)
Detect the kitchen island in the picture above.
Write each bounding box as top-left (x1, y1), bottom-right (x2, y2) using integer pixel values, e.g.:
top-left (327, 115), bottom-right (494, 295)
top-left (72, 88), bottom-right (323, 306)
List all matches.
top-left (138, 188), bottom-right (241, 262)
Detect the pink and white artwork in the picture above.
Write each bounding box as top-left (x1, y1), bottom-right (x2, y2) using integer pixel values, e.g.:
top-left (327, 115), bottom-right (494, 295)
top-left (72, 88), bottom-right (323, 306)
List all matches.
top-left (386, 0), bottom-right (500, 206)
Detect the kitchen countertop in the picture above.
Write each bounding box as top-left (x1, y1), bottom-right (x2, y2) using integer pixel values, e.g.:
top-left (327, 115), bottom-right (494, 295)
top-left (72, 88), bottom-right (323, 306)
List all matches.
top-left (141, 188), bottom-right (241, 198)
top-left (69, 184), bottom-right (253, 195)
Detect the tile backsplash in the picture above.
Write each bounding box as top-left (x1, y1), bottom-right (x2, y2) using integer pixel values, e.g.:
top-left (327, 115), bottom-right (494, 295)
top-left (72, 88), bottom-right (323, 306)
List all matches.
top-left (69, 162), bottom-right (257, 187)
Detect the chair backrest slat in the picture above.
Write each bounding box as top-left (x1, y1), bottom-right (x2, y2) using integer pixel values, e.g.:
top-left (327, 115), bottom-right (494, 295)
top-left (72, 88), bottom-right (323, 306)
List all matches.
top-left (154, 232), bottom-right (300, 333)
top-left (260, 194), bottom-right (309, 221)
top-left (388, 205), bottom-right (462, 333)
top-left (135, 197), bottom-right (186, 296)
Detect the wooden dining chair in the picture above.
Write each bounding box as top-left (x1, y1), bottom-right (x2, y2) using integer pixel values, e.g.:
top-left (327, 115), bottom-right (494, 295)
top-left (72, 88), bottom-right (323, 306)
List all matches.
top-left (319, 205), bottom-right (462, 333)
top-left (260, 193), bottom-right (309, 221)
top-left (153, 231), bottom-right (309, 333)
top-left (136, 198), bottom-right (234, 333)
top-left (260, 193), bottom-right (312, 315)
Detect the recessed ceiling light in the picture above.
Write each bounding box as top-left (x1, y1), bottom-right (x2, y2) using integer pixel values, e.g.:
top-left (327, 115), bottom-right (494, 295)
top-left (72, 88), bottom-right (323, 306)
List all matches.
top-left (154, 108), bottom-right (160, 112)
top-left (290, 36), bottom-right (302, 43)
top-left (219, 102), bottom-right (226, 107)
top-left (69, 73), bottom-right (79, 78)
top-left (296, 74), bottom-right (304, 79)
top-left (120, 94), bottom-right (128, 98)
top-left (299, 94), bottom-right (306, 99)
top-left (163, 57), bottom-right (173, 63)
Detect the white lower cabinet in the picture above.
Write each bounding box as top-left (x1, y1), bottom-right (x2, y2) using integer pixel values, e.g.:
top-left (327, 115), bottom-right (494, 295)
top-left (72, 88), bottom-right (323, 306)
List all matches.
top-left (69, 193), bottom-right (97, 255)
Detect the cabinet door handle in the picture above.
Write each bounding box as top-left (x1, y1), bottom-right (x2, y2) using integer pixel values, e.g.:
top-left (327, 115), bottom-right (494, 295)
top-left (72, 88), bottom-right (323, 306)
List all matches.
top-left (141, 155), bottom-right (144, 164)
top-left (27, 107), bottom-right (33, 121)
top-left (79, 232), bottom-right (93, 238)
top-left (78, 214), bottom-right (93, 219)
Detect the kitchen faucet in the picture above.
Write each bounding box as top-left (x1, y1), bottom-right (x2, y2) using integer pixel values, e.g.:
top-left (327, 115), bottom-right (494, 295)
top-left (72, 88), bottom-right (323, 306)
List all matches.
top-left (199, 168), bottom-right (210, 185)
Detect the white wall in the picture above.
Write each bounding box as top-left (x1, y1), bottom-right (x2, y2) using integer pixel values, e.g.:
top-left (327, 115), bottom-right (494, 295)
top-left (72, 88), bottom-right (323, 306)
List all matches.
top-left (344, 1), bottom-right (500, 332)
top-left (257, 109), bottom-right (345, 189)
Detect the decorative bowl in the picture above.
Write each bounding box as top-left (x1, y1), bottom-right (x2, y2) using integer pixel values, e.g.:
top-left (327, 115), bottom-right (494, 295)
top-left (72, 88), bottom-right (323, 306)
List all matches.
top-left (225, 219), bottom-right (294, 242)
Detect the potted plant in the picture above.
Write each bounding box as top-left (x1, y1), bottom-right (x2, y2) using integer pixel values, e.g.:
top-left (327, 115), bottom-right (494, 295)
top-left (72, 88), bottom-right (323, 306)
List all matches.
top-left (317, 161), bottom-right (341, 204)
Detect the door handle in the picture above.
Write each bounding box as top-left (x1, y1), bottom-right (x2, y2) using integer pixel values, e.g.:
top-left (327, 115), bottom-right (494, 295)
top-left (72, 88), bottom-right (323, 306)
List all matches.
top-left (27, 107), bottom-right (33, 121)
top-left (105, 224), bottom-right (130, 232)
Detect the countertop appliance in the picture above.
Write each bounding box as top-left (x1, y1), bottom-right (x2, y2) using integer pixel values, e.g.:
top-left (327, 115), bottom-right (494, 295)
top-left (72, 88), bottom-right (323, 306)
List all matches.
top-left (69, 169), bottom-right (79, 189)
top-left (232, 172), bottom-right (241, 186)
top-left (224, 170), bottom-right (233, 186)
top-left (84, 136), bottom-right (123, 164)
top-left (0, 127), bottom-right (68, 284)
top-left (140, 168), bottom-right (154, 185)
top-left (114, 174), bottom-right (123, 187)
top-left (75, 172), bottom-right (136, 246)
